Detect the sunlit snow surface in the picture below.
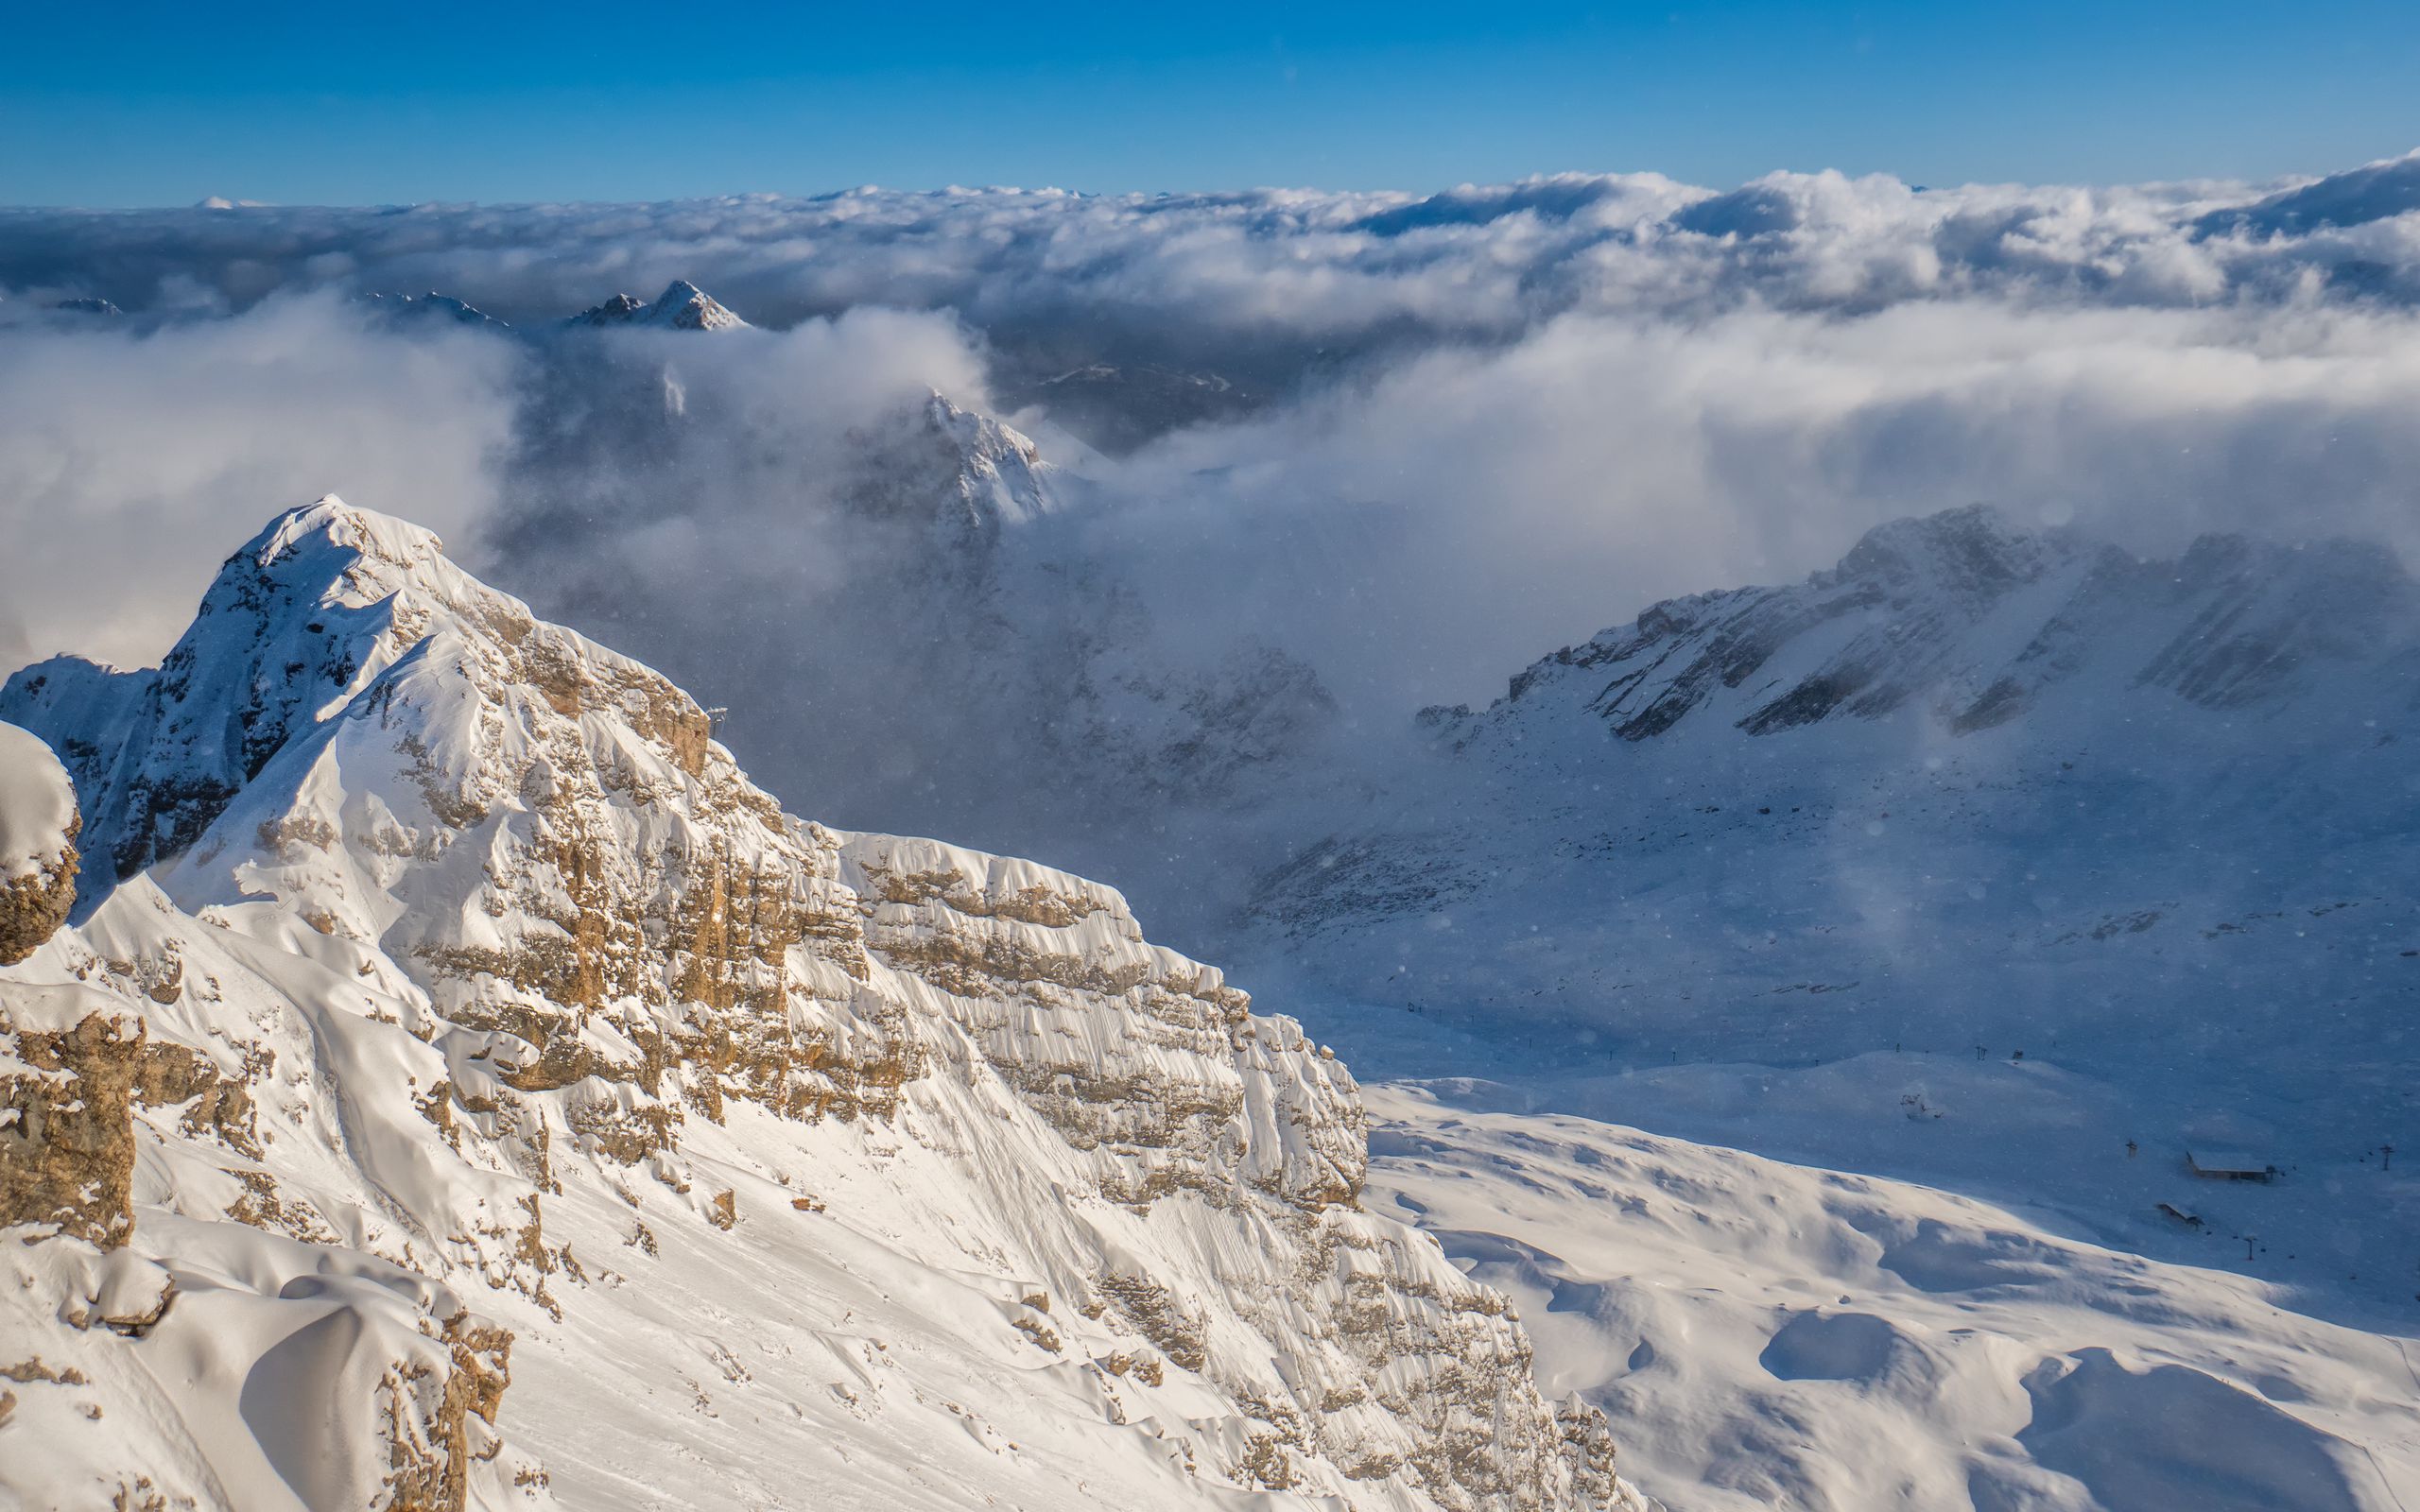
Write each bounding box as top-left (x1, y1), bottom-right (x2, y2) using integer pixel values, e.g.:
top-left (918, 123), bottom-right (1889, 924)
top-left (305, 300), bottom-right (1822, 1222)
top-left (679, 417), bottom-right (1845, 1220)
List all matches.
top-left (0, 722), bottom-right (76, 883)
top-left (1364, 1087), bottom-right (2420, 1512)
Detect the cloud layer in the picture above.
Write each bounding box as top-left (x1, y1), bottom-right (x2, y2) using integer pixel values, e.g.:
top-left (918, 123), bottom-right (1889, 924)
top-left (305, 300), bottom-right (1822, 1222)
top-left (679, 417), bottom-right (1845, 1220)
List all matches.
top-left (6, 151), bottom-right (2420, 903)
top-left (0, 294), bottom-right (521, 670)
top-left (9, 150), bottom-right (2420, 362)
top-left (1092, 298), bottom-right (2420, 714)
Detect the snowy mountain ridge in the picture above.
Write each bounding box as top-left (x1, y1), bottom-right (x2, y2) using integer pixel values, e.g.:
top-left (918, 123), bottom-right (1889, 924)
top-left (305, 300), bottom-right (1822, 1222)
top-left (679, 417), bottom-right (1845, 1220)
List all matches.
top-left (0, 497), bottom-right (1639, 1510)
top-left (1425, 502), bottom-right (2420, 747)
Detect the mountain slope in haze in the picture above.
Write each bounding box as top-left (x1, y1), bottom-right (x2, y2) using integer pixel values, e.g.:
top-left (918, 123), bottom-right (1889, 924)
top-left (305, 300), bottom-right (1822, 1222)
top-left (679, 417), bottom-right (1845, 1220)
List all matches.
top-left (0, 498), bottom-right (1640, 1511)
top-left (362, 290), bottom-right (509, 328)
top-left (487, 372), bottom-right (1340, 894)
top-left (1251, 503), bottom-right (2420, 1314)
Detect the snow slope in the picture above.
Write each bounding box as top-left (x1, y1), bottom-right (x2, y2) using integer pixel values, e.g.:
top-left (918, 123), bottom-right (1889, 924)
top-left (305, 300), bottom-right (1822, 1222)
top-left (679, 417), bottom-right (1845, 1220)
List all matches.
top-left (2197, 147), bottom-right (2420, 236)
top-left (1364, 1088), bottom-right (2420, 1512)
top-left (0, 498), bottom-right (1638, 1510)
top-left (1213, 501), bottom-right (2420, 1510)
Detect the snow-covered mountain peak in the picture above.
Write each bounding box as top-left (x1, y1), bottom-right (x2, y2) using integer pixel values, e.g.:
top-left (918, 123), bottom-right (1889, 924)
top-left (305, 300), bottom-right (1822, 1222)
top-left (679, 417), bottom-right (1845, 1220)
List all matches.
top-left (828, 390), bottom-right (1063, 543)
top-left (0, 492), bottom-right (507, 888)
top-left (924, 388), bottom-right (1058, 528)
top-left (648, 278), bottom-right (746, 330)
top-left (0, 499), bottom-right (1639, 1510)
top-left (568, 279), bottom-right (749, 331)
top-left (250, 490), bottom-right (446, 580)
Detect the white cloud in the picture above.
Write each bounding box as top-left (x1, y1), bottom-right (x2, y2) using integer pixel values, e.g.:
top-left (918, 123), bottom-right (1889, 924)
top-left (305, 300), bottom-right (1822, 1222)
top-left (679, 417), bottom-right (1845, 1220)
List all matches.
top-left (0, 292), bottom-right (522, 669)
top-left (1096, 298), bottom-right (2420, 712)
top-left (7, 150), bottom-right (2418, 348)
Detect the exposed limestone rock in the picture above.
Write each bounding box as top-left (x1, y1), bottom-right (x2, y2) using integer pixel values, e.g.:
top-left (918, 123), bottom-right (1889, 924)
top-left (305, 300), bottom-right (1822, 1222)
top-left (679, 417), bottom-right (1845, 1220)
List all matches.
top-left (1096, 1272), bottom-right (1210, 1372)
top-left (0, 835), bottom-right (76, 967)
top-left (0, 1008), bottom-right (144, 1247)
top-left (130, 1039), bottom-right (262, 1158)
top-left (385, 1312), bottom-right (515, 1512)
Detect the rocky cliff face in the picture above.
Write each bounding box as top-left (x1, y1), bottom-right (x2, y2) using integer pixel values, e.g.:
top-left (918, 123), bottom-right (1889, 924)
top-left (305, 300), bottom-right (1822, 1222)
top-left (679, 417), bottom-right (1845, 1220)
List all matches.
top-left (0, 500), bottom-right (1640, 1510)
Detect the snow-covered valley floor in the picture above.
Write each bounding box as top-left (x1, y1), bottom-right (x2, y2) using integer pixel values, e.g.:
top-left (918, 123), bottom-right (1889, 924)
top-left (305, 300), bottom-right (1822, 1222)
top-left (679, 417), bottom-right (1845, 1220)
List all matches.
top-left (1368, 1084), bottom-right (2420, 1512)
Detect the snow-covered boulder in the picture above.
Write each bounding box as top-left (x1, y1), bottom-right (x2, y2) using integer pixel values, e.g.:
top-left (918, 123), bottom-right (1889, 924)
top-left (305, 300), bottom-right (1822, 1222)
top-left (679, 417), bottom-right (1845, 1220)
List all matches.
top-left (0, 721), bottom-right (77, 963)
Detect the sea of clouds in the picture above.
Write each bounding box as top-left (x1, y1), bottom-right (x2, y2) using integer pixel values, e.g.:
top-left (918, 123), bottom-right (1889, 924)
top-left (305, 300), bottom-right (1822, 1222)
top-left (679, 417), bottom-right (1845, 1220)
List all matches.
top-left (5, 150), bottom-right (2420, 875)
top-left (9, 153), bottom-right (2420, 335)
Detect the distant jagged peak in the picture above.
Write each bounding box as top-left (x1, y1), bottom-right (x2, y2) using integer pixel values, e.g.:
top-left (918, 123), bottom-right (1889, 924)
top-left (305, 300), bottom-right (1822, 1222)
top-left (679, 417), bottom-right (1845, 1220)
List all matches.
top-left (929, 389), bottom-right (1064, 531)
top-left (648, 278), bottom-right (747, 330)
top-left (925, 389), bottom-right (1048, 483)
top-left (358, 289), bottom-right (507, 329)
top-left (1595, 505), bottom-right (2096, 658)
top-left (832, 389), bottom-right (1063, 538)
top-left (572, 291), bottom-right (648, 325)
top-left (568, 279), bottom-right (749, 331)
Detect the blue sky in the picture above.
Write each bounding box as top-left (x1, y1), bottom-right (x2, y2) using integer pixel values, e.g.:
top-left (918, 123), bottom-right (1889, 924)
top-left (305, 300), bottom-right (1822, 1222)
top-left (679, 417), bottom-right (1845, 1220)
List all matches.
top-left (5, 0), bottom-right (2416, 206)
